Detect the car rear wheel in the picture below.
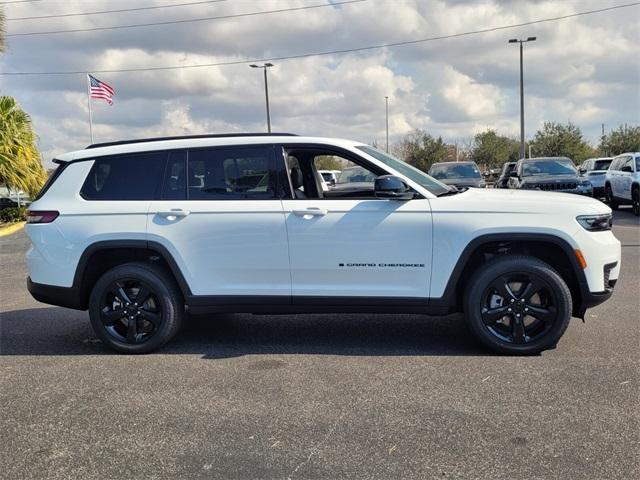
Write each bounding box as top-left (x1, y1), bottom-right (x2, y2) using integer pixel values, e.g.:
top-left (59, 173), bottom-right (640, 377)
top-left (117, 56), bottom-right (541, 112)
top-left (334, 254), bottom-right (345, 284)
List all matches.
top-left (88, 263), bottom-right (183, 354)
top-left (606, 184), bottom-right (618, 210)
top-left (633, 187), bottom-right (639, 216)
top-left (464, 255), bottom-right (572, 355)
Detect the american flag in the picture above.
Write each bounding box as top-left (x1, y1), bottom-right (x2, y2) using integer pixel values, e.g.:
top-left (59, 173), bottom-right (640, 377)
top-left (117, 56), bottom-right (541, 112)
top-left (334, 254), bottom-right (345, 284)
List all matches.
top-left (88, 74), bottom-right (115, 105)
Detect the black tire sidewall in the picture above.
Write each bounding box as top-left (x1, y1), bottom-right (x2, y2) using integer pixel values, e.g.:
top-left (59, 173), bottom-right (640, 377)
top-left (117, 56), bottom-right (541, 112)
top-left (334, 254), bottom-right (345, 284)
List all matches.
top-left (88, 263), bottom-right (183, 354)
top-left (464, 256), bottom-right (572, 355)
top-left (606, 185), bottom-right (618, 209)
top-left (633, 188), bottom-right (639, 216)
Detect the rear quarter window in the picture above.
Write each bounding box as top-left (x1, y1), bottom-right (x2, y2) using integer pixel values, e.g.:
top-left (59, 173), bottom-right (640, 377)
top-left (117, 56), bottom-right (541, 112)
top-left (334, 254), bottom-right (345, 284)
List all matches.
top-left (80, 152), bottom-right (165, 200)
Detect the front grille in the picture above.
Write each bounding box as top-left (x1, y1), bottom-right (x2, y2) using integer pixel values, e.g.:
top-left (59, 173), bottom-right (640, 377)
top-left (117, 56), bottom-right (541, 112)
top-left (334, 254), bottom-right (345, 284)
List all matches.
top-left (604, 262), bottom-right (617, 289)
top-left (534, 182), bottom-right (578, 191)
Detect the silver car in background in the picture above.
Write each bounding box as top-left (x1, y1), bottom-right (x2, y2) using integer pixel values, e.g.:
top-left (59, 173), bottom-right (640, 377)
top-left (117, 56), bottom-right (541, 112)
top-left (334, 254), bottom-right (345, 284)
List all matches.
top-left (579, 157), bottom-right (612, 199)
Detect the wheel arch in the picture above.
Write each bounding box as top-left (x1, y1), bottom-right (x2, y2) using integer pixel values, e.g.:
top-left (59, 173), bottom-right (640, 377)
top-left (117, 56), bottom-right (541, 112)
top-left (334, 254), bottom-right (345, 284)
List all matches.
top-left (72, 240), bottom-right (192, 309)
top-left (431, 233), bottom-right (589, 318)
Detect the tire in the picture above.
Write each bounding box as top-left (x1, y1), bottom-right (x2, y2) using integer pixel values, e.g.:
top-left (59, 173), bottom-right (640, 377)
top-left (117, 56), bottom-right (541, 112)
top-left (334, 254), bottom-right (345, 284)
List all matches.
top-left (633, 187), bottom-right (639, 217)
top-left (464, 255), bottom-right (572, 355)
top-left (88, 262), bottom-right (184, 354)
top-left (606, 184), bottom-right (619, 210)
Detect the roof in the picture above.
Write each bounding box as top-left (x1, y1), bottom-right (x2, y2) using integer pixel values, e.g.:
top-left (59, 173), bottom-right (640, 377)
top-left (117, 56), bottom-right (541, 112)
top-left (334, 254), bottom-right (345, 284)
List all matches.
top-left (55, 134), bottom-right (367, 162)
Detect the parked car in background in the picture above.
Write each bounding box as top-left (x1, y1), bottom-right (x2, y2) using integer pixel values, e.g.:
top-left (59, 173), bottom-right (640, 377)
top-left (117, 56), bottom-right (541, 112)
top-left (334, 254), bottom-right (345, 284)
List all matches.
top-left (318, 169), bottom-right (341, 186)
top-left (605, 152), bottom-right (640, 216)
top-left (428, 161), bottom-right (486, 188)
top-left (579, 157), bottom-right (612, 199)
top-left (508, 157), bottom-right (592, 196)
top-left (330, 165), bottom-right (378, 194)
top-left (494, 162), bottom-right (517, 189)
top-left (0, 197), bottom-right (19, 210)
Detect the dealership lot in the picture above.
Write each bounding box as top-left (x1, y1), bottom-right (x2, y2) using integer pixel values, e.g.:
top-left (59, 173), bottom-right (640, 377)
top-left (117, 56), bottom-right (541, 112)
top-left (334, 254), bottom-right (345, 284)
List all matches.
top-left (1, 210), bottom-right (638, 479)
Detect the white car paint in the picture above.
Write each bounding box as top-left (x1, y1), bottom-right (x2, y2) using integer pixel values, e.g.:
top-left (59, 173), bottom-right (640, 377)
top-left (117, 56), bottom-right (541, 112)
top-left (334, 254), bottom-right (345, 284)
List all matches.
top-left (27, 135), bottom-right (621, 305)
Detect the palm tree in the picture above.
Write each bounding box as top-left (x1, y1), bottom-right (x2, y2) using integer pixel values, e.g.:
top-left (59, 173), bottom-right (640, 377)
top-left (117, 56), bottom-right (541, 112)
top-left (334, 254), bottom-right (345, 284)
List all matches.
top-left (0, 96), bottom-right (47, 198)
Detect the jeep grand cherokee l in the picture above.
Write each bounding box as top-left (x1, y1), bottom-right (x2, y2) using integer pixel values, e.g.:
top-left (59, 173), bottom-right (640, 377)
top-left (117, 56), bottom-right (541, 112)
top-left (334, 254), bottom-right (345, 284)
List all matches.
top-left (508, 157), bottom-right (593, 196)
top-left (26, 134), bottom-right (621, 355)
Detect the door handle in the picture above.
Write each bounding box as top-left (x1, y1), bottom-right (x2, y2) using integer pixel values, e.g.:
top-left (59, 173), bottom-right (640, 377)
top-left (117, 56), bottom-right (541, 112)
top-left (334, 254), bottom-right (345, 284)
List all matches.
top-left (157, 209), bottom-right (190, 220)
top-left (292, 207), bottom-right (328, 217)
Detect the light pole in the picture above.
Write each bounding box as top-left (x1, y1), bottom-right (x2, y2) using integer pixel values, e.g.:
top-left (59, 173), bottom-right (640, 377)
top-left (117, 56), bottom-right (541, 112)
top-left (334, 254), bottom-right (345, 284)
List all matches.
top-left (250, 63), bottom-right (274, 132)
top-left (509, 37), bottom-right (536, 159)
top-left (385, 96), bottom-right (389, 152)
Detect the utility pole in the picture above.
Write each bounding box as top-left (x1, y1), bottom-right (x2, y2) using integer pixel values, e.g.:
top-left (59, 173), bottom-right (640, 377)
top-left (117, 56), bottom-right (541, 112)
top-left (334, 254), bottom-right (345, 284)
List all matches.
top-left (250, 63), bottom-right (274, 132)
top-left (509, 37), bottom-right (536, 159)
top-left (385, 96), bottom-right (389, 153)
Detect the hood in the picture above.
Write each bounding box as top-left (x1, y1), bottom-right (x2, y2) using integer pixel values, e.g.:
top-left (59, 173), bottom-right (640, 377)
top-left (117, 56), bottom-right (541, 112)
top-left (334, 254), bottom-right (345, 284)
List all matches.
top-left (438, 177), bottom-right (484, 187)
top-left (430, 186), bottom-right (610, 216)
top-left (520, 174), bottom-right (579, 184)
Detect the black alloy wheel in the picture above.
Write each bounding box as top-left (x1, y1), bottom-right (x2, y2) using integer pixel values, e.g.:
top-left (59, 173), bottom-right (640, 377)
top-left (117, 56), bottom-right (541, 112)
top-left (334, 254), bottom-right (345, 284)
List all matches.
top-left (464, 255), bottom-right (572, 355)
top-left (480, 273), bottom-right (557, 345)
top-left (99, 278), bottom-right (162, 345)
top-left (89, 263), bottom-right (183, 354)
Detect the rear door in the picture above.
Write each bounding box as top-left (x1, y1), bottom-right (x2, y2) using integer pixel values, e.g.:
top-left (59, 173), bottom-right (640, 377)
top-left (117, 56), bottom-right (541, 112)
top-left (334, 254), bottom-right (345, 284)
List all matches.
top-left (147, 146), bottom-right (291, 300)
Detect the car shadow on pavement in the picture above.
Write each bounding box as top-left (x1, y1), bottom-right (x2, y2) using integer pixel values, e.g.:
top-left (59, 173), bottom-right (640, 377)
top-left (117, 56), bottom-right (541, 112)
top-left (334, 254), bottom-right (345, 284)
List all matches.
top-left (0, 307), bottom-right (490, 357)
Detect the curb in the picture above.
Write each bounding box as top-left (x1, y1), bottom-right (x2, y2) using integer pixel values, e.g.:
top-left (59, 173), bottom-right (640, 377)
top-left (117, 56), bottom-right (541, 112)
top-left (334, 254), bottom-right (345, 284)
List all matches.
top-left (0, 221), bottom-right (26, 237)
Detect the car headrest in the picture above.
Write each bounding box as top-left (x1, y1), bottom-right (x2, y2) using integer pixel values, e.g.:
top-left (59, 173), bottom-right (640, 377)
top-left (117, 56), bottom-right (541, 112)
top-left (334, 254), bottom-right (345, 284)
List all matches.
top-left (290, 167), bottom-right (303, 189)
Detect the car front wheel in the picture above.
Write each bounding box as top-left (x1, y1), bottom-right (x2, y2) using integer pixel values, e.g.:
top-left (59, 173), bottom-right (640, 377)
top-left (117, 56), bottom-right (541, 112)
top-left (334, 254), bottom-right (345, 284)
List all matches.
top-left (633, 187), bottom-right (639, 216)
top-left (606, 184), bottom-right (618, 210)
top-left (464, 255), bottom-right (572, 355)
top-left (88, 263), bottom-right (184, 354)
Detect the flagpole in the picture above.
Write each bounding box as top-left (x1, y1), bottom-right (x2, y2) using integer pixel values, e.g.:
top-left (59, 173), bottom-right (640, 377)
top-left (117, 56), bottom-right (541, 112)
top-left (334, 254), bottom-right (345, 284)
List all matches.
top-left (86, 73), bottom-right (94, 144)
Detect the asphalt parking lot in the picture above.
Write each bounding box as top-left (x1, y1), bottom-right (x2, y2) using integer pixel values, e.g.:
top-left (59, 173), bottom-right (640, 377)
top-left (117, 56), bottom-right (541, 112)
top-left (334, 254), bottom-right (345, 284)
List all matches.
top-left (1, 209), bottom-right (638, 480)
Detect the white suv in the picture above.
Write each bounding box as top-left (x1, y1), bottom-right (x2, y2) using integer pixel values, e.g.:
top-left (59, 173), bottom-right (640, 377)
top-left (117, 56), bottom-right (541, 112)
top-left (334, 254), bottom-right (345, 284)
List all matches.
top-left (26, 134), bottom-right (621, 354)
top-left (605, 152), bottom-right (640, 216)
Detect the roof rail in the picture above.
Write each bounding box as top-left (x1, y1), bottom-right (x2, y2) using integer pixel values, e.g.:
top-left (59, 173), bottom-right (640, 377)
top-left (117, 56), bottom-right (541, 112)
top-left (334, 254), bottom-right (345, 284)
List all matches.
top-left (86, 132), bottom-right (297, 149)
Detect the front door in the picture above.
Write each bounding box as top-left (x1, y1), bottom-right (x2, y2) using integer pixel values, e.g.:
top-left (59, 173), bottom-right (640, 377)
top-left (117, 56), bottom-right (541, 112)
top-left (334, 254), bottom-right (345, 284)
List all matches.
top-left (147, 146), bottom-right (291, 299)
top-left (280, 147), bottom-right (432, 301)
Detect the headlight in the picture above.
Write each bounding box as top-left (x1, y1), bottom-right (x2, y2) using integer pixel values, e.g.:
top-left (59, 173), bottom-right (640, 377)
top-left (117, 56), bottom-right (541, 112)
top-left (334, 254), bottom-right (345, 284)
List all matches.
top-left (576, 214), bottom-right (612, 231)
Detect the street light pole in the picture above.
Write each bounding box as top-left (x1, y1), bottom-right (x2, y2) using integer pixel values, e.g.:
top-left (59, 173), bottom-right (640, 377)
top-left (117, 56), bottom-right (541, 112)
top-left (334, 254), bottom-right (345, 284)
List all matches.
top-left (509, 37), bottom-right (536, 159)
top-left (250, 63), bottom-right (274, 132)
top-left (385, 96), bottom-right (389, 152)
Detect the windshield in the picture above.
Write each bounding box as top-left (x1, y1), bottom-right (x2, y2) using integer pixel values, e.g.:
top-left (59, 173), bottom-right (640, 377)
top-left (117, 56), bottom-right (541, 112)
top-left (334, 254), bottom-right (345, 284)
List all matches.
top-left (429, 163), bottom-right (481, 180)
top-left (592, 159), bottom-right (612, 170)
top-left (356, 146), bottom-right (450, 195)
top-left (522, 159), bottom-right (577, 176)
top-left (337, 167), bottom-right (376, 184)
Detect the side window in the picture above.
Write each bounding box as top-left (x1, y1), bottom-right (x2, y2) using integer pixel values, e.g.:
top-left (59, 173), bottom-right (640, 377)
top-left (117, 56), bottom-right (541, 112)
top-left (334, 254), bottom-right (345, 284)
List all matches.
top-left (621, 156), bottom-right (632, 170)
top-left (187, 147), bottom-right (275, 200)
top-left (315, 155), bottom-right (377, 186)
top-left (162, 150), bottom-right (187, 199)
top-left (81, 152), bottom-right (165, 200)
top-left (610, 158), bottom-right (621, 171)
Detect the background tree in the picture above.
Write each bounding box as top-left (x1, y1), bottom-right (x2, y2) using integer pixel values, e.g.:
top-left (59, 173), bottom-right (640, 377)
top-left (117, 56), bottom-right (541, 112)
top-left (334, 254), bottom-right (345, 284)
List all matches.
top-left (599, 125), bottom-right (640, 156)
top-left (0, 96), bottom-right (47, 197)
top-left (529, 121), bottom-right (595, 162)
top-left (315, 155), bottom-right (345, 171)
top-left (470, 129), bottom-right (520, 169)
top-left (393, 129), bottom-right (449, 172)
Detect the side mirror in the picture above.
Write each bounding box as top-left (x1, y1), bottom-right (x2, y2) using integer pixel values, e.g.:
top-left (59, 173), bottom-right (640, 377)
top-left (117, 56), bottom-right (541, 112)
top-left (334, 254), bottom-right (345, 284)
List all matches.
top-left (328, 179), bottom-right (336, 186)
top-left (621, 165), bottom-right (633, 173)
top-left (509, 171), bottom-right (519, 178)
top-left (578, 167), bottom-right (586, 174)
top-left (374, 175), bottom-right (413, 200)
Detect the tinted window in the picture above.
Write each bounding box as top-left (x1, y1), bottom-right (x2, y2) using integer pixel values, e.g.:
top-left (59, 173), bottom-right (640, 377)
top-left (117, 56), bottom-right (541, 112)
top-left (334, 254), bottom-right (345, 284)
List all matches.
top-left (162, 150), bottom-right (187, 199)
top-left (81, 152), bottom-right (165, 200)
top-left (636, 156), bottom-right (640, 171)
top-left (522, 159), bottom-right (576, 176)
top-left (187, 147), bottom-right (275, 200)
top-left (593, 159), bottom-right (612, 170)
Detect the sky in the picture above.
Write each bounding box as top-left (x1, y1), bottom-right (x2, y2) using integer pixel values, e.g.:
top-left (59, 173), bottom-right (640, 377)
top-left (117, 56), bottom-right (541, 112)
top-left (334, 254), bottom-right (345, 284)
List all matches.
top-left (1, 0), bottom-right (639, 166)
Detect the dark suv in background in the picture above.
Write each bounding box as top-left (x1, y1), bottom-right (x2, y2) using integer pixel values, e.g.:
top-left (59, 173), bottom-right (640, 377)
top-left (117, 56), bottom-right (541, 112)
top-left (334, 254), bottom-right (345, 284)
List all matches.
top-left (494, 162), bottom-right (517, 188)
top-left (508, 157), bottom-right (592, 196)
top-left (428, 161), bottom-right (486, 189)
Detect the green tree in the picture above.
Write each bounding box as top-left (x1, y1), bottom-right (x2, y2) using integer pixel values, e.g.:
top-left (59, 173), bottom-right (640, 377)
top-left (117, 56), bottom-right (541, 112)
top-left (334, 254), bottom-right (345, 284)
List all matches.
top-left (529, 121), bottom-right (595, 163)
top-left (470, 129), bottom-right (520, 169)
top-left (599, 125), bottom-right (640, 156)
top-left (315, 155), bottom-right (345, 171)
top-left (393, 129), bottom-right (449, 172)
top-left (0, 96), bottom-right (47, 197)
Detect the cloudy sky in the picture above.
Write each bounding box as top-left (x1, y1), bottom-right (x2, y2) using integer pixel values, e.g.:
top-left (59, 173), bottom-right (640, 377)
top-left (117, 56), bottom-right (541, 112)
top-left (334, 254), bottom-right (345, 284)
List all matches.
top-left (1, 0), bottom-right (638, 165)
